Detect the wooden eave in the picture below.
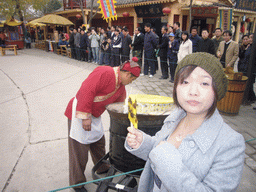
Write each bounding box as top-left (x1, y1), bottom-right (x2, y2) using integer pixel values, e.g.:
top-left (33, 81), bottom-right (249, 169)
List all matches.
top-left (234, 8), bottom-right (256, 15)
top-left (116, 0), bottom-right (176, 8)
top-left (54, 8), bottom-right (99, 16)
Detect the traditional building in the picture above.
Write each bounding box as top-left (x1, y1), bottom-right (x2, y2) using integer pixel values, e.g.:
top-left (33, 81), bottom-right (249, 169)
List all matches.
top-left (53, 0), bottom-right (256, 42)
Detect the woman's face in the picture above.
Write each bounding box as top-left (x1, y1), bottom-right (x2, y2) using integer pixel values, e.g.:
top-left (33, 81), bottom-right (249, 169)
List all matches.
top-left (176, 67), bottom-right (215, 117)
top-left (182, 34), bottom-right (187, 41)
top-left (249, 34), bottom-right (253, 44)
top-left (242, 36), bottom-right (249, 45)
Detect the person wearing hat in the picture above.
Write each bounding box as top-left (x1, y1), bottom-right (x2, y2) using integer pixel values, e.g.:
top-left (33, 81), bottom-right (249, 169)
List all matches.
top-left (65, 57), bottom-right (140, 192)
top-left (167, 32), bottom-right (180, 83)
top-left (125, 52), bottom-right (245, 192)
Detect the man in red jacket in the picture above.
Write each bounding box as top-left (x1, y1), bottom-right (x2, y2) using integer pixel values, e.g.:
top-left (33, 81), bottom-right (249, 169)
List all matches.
top-left (65, 57), bottom-right (140, 192)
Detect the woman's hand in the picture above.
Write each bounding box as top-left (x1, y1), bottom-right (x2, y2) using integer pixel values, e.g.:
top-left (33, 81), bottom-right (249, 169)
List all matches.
top-left (126, 126), bottom-right (143, 149)
top-left (82, 119), bottom-right (92, 131)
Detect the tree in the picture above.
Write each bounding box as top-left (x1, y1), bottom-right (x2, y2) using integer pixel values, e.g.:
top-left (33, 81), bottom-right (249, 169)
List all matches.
top-left (78, 0), bottom-right (86, 24)
top-left (87, 0), bottom-right (99, 26)
top-left (41, 0), bottom-right (61, 14)
top-left (189, 0), bottom-right (193, 32)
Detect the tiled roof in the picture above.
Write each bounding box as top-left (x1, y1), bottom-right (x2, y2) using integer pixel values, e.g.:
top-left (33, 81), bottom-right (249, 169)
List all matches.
top-left (86, 0), bottom-right (174, 8)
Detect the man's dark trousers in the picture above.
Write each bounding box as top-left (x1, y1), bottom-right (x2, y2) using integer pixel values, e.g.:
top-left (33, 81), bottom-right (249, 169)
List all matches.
top-left (160, 56), bottom-right (168, 78)
top-left (144, 51), bottom-right (155, 75)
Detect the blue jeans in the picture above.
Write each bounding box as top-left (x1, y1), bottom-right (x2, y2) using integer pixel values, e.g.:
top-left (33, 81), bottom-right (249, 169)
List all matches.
top-left (91, 47), bottom-right (99, 63)
top-left (99, 51), bottom-right (106, 65)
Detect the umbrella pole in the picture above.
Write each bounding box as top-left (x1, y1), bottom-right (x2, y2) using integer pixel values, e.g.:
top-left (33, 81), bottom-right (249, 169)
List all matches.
top-left (67, 26), bottom-right (70, 35)
top-left (36, 27), bottom-right (38, 40)
top-left (44, 25), bottom-right (47, 41)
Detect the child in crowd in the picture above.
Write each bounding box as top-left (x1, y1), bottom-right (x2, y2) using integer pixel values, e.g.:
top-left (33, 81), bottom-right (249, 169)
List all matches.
top-left (25, 34), bottom-right (31, 49)
top-left (104, 38), bottom-right (112, 66)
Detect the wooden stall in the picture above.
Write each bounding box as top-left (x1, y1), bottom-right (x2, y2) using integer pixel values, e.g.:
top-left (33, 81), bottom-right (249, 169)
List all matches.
top-left (0, 18), bottom-right (24, 49)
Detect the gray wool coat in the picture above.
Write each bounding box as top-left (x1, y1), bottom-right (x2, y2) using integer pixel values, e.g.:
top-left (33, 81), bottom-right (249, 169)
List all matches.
top-left (125, 108), bottom-right (245, 192)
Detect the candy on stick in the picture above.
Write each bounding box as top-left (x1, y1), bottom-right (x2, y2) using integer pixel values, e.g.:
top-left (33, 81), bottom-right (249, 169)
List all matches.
top-left (128, 96), bottom-right (138, 129)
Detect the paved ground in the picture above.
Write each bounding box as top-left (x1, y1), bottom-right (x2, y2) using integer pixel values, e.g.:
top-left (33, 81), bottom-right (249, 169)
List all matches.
top-left (0, 48), bottom-right (256, 192)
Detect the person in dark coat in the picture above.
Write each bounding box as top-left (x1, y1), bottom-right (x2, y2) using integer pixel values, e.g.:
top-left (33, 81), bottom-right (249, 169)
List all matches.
top-left (131, 27), bottom-right (144, 67)
top-left (158, 26), bottom-right (169, 79)
top-left (69, 28), bottom-right (76, 59)
top-left (86, 30), bottom-right (93, 62)
top-left (121, 27), bottom-right (132, 63)
top-left (104, 38), bottom-right (112, 65)
top-left (80, 29), bottom-right (88, 61)
top-left (212, 28), bottom-right (224, 55)
top-left (167, 33), bottom-right (179, 83)
top-left (240, 34), bottom-right (255, 103)
top-left (189, 26), bottom-right (201, 52)
top-left (152, 27), bottom-right (159, 73)
top-left (143, 23), bottom-right (158, 77)
top-left (111, 29), bottom-right (122, 67)
top-left (238, 34), bottom-right (249, 73)
top-left (196, 28), bottom-right (215, 55)
top-left (174, 22), bottom-right (182, 43)
top-left (106, 26), bottom-right (111, 38)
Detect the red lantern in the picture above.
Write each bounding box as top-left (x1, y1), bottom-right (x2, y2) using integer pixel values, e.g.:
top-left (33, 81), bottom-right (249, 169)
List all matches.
top-left (76, 14), bottom-right (81, 19)
top-left (122, 12), bottom-right (129, 17)
top-left (245, 18), bottom-right (250, 22)
top-left (162, 7), bottom-right (171, 15)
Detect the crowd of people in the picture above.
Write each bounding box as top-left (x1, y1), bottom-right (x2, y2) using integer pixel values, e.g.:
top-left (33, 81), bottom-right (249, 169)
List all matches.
top-left (53, 22), bottom-right (255, 103)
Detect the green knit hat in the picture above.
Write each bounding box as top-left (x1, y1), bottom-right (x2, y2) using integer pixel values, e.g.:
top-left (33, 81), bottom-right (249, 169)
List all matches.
top-left (175, 52), bottom-right (228, 101)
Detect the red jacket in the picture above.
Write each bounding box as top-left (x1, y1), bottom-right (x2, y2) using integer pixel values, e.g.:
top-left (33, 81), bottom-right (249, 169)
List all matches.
top-left (65, 66), bottom-right (126, 120)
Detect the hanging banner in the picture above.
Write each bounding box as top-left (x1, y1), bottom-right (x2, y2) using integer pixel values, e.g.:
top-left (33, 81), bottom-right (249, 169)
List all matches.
top-left (97, 0), bottom-right (117, 22)
top-left (219, 9), bottom-right (233, 31)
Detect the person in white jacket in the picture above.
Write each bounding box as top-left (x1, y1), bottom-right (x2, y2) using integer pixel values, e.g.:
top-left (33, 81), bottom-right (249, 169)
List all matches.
top-left (178, 31), bottom-right (192, 63)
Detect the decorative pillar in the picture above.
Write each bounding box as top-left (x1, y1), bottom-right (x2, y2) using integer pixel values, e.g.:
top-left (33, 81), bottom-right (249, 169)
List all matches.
top-left (235, 16), bottom-right (242, 42)
top-left (244, 21), bottom-right (248, 35)
top-left (253, 18), bottom-right (256, 33)
top-left (84, 15), bottom-right (88, 25)
top-left (168, 12), bottom-right (173, 25)
top-left (134, 13), bottom-right (137, 31)
top-left (168, 13), bottom-right (174, 26)
top-left (66, 26), bottom-right (70, 34)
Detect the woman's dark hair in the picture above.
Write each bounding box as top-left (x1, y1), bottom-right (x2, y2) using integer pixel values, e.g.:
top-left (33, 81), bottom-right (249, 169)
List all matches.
top-left (173, 65), bottom-right (218, 119)
top-left (181, 31), bottom-right (189, 42)
top-left (242, 34), bottom-right (249, 39)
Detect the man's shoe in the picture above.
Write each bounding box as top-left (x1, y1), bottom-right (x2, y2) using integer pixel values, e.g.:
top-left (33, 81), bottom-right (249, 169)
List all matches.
top-left (74, 187), bottom-right (88, 192)
top-left (97, 168), bottom-right (109, 174)
top-left (160, 76), bottom-right (168, 79)
top-left (140, 73), bottom-right (145, 76)
top-left (149, 74), bottom-right (153, 78)
top-left (169, 79), bottom-right (174, 83)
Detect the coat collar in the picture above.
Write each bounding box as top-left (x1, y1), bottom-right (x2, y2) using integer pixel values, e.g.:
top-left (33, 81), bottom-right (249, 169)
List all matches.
top-left (164, 108), bottom-right (223, 154)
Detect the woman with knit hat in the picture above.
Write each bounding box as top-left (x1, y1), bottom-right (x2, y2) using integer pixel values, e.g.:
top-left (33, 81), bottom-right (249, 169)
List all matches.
top-left (125, 53), bottom-right (245, 192)
top-left (65, 57), bottom-right (140, 192)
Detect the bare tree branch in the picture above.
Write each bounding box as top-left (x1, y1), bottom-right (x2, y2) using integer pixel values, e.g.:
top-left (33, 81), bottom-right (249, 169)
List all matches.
top-left (88, 0), bottom-right (99, 26)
